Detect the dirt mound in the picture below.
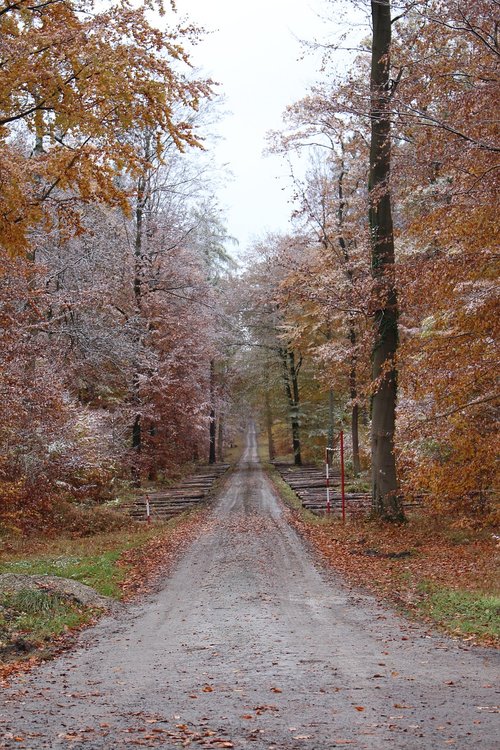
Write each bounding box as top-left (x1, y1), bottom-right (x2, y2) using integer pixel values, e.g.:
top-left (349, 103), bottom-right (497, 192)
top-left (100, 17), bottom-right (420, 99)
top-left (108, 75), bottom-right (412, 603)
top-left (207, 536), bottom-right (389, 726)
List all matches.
top-left (0, 574), bottom-right (117, 610)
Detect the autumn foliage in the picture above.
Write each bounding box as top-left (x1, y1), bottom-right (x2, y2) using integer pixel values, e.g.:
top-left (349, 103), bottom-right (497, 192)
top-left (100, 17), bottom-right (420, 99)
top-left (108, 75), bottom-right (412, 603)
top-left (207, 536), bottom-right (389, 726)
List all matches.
top-left (0, 0), bottom-right (232, 534)
top-left (0, 0), bottom-right (211, 253)
top-left (257, 0), bottom-right (498, 518)
top-left (0, 0), bottom-right (498, 534)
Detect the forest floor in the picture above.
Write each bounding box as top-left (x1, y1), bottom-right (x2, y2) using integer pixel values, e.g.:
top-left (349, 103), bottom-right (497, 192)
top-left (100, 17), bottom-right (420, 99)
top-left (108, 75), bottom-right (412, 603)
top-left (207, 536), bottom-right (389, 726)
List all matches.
top-left (0, 425), bottom-right (498, 749)
top-left (264, 463), bottom-right (499, 648)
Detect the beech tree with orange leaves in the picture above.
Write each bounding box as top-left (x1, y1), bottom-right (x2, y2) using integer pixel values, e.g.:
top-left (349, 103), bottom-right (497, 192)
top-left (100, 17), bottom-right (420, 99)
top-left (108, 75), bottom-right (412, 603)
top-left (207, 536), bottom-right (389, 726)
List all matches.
top-left (0, 0), bottom-right (212, 255)
top-left (390, 0), bottom-right (499, 513)
top-left (269, 0), bottom-right (498, 519)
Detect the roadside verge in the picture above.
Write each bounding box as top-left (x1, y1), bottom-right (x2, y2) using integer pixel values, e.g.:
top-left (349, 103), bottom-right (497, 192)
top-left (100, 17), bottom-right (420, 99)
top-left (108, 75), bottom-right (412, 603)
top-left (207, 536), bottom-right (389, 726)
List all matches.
top-left (263, 460), bottom-right (499, 649)
top-left (0, 467), bottom-right (231, 681)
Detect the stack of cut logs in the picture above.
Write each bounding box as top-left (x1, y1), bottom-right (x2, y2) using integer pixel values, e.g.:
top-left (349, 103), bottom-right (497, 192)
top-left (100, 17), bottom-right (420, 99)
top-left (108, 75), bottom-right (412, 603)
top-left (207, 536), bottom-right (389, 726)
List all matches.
top-left (273, 463), bottom-right (371, 518)
top-left (124, 464), bottom-right (230, 522)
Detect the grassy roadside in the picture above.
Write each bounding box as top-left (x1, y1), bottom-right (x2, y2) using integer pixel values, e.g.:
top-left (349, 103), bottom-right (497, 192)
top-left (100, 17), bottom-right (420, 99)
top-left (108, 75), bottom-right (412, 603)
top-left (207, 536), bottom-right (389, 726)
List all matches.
top-left (0, 525), bottom-right (161, 597)
top-left (0, 506), bottom-right (209, 673)
top-left (263, 458), bottom-right (499, 647)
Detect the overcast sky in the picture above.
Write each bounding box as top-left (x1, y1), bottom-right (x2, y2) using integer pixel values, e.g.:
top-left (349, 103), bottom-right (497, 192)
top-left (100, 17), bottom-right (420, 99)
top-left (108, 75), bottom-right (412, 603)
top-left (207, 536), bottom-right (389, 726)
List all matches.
top-left (174, 0), bottom-right (334, 254)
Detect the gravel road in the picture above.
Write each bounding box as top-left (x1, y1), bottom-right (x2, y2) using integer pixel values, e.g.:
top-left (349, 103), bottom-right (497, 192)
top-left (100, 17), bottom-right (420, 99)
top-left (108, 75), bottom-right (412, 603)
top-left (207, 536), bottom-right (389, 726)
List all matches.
top-left (1, 425), bottom-right (498, 749)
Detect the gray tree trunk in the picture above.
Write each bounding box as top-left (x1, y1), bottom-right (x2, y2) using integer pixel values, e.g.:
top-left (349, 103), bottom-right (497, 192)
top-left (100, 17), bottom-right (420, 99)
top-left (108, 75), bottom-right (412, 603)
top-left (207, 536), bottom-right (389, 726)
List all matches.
top-left (265, 389), bottom-right (276, 461)
top-left (280, 347), bottom-right (302, 466)
top-left (209, 359), bottom-right (216, 464)
top-left (369, 0), bottom-right (404, 520)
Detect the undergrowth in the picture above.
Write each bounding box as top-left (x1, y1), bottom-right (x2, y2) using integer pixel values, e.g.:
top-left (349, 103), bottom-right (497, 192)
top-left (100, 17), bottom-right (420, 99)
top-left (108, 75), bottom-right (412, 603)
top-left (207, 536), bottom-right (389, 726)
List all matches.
top-left (0, 526), bottom-right (165, 598)
top-left (416, 584), bottom-right (500, 639)
top-left (0, 590), bottom-right (96, 660)
top-left (0, 509), bottom-right (202, 670)
top-left (264, 452), bottom-right (499, 646)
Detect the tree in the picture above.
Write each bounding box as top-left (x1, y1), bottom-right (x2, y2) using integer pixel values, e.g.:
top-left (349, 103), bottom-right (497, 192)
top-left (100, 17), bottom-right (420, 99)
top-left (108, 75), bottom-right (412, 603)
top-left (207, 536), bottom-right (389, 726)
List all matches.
top-left (232, 237), bottom-right (307, 465)
top-left (391, 0), bottom-right (499, 514)
top-left (269, 95), bottom-right (374, 475)
top-left (367, 0), bottom-right (403, 519)
top-left (0, 0), bottom-right (212, 254)
top-left (268, 0), bottom-right (498, 516)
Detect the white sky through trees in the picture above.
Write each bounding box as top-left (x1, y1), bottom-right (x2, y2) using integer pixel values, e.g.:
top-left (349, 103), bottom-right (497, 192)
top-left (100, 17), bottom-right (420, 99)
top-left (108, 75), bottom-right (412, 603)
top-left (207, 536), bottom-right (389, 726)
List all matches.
top-left (175, 0), bottom-right (329, 254)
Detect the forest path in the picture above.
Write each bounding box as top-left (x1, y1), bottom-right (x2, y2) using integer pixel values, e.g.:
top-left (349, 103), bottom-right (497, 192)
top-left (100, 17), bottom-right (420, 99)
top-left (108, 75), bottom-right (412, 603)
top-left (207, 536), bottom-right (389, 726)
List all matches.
top-left (1, 424), bottom-right (498, 749)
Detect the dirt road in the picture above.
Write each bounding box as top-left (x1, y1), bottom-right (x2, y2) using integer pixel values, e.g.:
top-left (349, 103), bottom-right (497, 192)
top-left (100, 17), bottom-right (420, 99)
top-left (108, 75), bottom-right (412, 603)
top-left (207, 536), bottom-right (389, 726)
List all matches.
top-left (1, 425), bottom-right (498, 749)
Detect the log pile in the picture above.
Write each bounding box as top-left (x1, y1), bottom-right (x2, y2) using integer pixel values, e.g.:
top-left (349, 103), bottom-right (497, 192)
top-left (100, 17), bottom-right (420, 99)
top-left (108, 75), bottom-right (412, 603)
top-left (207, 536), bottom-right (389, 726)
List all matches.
top-left (273, 463), bottom-right (423, 517)
top-left (273, 462), bottom-right (371, 518)
top-left (124, 464), bottom-right (230, 522)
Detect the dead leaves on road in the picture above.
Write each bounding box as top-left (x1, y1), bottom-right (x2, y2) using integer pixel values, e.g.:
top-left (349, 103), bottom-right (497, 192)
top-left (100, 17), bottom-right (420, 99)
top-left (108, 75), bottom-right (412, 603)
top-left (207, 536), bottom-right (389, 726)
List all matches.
top-left (47, 719), bottom-right (236, 749)
top-left (119, 516), bottom-right (215, 599)
top-left (286, 507), bottom-right (499, 646)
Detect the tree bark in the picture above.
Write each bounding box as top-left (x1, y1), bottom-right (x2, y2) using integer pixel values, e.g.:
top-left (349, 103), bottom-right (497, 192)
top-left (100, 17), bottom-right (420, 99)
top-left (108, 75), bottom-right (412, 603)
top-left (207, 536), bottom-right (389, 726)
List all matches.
top-left (328, 387), bottom-right (335, 450)
top-left (130, 132), bottom-right (153, 483)
top-left (209, 359), bottom-right (216, 464)
top-left (348, 323), bottom-right (361, 475)
top-left (131, 173), bottom-right (146, 481)
top-left (369, 0), bottom-right (403, 520)
top-left (337, 159), bottom-right (361, 476)
top-left (265, 389), bottom-right (276, 461)
top-left (289, 350), bottom-right (302, 466)
top-left (280, 347), bottom-right (302, 466)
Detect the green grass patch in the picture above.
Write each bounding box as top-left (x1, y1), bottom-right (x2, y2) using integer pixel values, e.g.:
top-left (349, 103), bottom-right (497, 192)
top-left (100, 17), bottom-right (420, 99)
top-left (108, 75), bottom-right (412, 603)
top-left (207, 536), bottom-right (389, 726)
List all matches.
top-left (0, 551), bottom-right (126, 598)
top-left (345, 474), bottom-right (371, 493)
top-left (0, 526), bottom-right (166, 599)
top-left (0, 589), bottom-right (96, 657)
top-left (417, 583), bottom-right (500, 639)
top-left (0, 520), bottom-right (194, 664)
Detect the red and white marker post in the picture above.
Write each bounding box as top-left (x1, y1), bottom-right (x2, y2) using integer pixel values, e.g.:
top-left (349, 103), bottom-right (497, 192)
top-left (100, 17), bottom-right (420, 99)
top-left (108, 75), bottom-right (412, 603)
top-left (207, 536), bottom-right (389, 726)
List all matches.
top-left (145, 494), bottom-right (151, 524)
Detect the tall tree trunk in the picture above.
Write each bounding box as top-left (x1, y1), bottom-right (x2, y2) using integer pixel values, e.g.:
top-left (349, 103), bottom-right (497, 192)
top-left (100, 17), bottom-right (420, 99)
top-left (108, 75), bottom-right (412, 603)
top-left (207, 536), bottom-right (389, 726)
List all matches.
top-left (348, 323), bottom-right (361, 475)
top-left (209, 359), bottom-right (216, 464)
top-left (217, 412), bottom-right (224, 462)
top-left (131, 173), bottom-right (145, 482)
top-left (265, 388), bottom-right (276, 461)
top-left (131, 409), bottom-right (141, 486)
top-left (328, 388), bottom-right (335, 450)
top-left (337, 159), bottom-right (361, 475)
top-left (130, 132), bottom-right (153, 484)
top-left (369, 0), bottom-right (403, 520)
top-left (280, 347), bottom-right (302, 466)
top-left (325, 326), bottom-right (335, 450)
top-left (289, 351), bottom-right (302, 466)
